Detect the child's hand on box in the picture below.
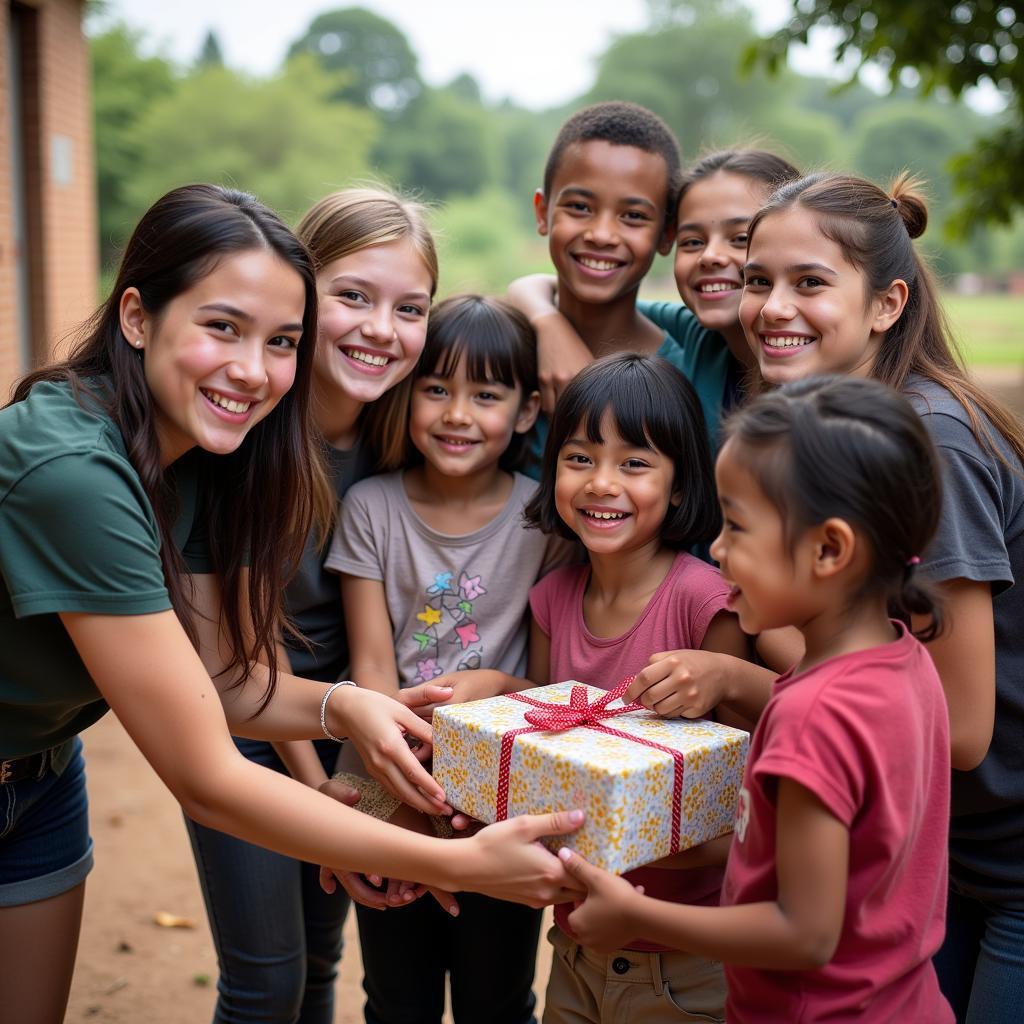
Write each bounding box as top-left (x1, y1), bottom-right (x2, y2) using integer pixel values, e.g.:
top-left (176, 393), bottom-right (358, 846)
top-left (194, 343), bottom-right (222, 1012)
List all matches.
top-left (627, 649), bottom-right (732, 719)
top-left (558, 848), bottom-right (646, 954)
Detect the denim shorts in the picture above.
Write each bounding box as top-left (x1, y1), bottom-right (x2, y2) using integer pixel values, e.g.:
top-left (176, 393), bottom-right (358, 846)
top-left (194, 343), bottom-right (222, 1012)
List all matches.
top-left (0, 737), bottom-right (93, 906)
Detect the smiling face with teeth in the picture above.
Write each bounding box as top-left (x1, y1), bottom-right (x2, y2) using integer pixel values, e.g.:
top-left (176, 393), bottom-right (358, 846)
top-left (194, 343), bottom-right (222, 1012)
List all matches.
top-left (535, 140), bottom-right (673, 314)
top-left (408, 356), bottom-right (539, 485)
top-left (122, 249), bottom-right (306, 467)
top-left (313, 238), bottom-right (433, 408)
top-left (740, 207), bottom-right (903, 388)
top-left (674, 171), bottom-right (769, 352)
top-left (554, 409), bottom-right (677, 562)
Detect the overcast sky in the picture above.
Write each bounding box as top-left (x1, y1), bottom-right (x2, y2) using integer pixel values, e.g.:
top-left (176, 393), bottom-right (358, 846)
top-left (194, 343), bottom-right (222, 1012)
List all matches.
top-left (100, 0), bottom-right (802, 109)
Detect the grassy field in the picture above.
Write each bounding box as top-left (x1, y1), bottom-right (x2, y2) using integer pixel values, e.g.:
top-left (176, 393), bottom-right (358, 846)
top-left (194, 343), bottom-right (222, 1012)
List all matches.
top-left (944, 293), bottom-right (1024, 367)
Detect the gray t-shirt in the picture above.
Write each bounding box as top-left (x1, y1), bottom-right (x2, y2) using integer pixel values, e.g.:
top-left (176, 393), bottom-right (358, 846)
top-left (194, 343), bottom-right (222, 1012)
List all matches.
top-left (907, 376), bottom-right (1024, 899)
top-left (325, 471), bottom-right (572, 686)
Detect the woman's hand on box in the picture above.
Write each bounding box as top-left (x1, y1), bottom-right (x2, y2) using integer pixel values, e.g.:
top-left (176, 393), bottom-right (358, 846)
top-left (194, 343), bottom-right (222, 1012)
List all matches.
top-left (456, 809), bottom-right (587, 908)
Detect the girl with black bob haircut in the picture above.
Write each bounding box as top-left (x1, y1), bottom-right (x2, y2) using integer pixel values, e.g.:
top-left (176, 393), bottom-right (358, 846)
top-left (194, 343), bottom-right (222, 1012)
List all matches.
top-left (0, 187), bottom-right (581, 1022)
top-left (407, 293), bottom-right (538, 470)
top-left (524, 355), bottom-right (767, 1022)
top-left (557, 375), bottom-right (954, 1024)
top-left (525, 351), bottom-right (719, 548)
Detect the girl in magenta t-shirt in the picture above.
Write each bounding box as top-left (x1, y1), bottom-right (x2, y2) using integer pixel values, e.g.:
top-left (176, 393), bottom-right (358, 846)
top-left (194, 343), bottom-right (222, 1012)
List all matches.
top-left (523, 353), bottom-right (762, 1023)
top-left (556, 376), bottom-right (954, 1024)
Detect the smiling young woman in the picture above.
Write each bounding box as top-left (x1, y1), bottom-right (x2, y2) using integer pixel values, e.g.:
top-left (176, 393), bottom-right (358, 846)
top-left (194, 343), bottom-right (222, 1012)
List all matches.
top-left (0, 184), bottom-right (582, 1023)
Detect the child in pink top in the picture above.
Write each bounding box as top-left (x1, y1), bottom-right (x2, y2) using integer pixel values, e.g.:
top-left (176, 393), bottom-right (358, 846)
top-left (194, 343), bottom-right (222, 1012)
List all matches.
top-left (557, 376), bottom-right (954, 1023)
top-left (524, 353), bottom-right (770, 1022)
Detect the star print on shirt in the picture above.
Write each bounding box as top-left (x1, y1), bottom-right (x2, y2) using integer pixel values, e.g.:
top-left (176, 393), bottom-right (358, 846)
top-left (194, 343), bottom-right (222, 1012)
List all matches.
top-left (417, 605), bottom-right (442, 627)
top-left (453, 621), bottom-right (480, 649)
top-left (427, 572), bottom-right (455, 595)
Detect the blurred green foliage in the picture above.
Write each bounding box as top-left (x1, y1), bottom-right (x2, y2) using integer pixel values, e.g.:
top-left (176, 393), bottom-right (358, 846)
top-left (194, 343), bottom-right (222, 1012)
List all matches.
top-left (750, 0), bottom-right (1024, 235)
top-left (89, 1), bottom-right (1024, 291)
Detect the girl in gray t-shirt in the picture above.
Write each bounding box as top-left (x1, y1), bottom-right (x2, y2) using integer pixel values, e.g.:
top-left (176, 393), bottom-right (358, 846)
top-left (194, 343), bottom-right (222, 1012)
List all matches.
top-left (327, 295), bottom-right (573, 1024)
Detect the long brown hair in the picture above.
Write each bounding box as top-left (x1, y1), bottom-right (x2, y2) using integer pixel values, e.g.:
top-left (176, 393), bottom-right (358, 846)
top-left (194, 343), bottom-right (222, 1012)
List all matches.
top-left (11, 184), bottom-right (321, 709)
top-left (295, 186), bottom-right (438, 475)
top-left (748, 172), bottom-right (1024, 469)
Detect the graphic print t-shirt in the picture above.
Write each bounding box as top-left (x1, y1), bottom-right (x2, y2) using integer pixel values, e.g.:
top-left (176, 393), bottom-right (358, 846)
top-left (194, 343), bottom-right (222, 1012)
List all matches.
top-left (325, 471), bottom-right (572, 686)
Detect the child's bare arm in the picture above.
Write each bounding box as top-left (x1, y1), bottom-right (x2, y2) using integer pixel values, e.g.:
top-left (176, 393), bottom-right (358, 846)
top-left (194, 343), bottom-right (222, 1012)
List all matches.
top-left (915, 577), bottom-right (995, 770)
top-left (527, 617), bottom-right (551, 686)
top-left (275, 739), bottom-right (331, 787)
top-left (562, 778), bottom-right (849, 968)
top-left (626, 611), bottom-right (773, 729)
top-left (341, 574), bottom-right (401, 695)
top-left (506, 274), bottom-right (594, 413)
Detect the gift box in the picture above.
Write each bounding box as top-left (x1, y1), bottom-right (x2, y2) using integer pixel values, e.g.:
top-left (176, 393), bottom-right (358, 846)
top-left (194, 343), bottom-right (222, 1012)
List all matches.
top-left (432, 680), bottom-right (749, 874)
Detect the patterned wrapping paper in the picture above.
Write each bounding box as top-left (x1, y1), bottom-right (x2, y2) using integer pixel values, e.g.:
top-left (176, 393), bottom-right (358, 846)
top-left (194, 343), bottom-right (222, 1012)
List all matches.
top-left (432, 681), bottom-right (750, 874)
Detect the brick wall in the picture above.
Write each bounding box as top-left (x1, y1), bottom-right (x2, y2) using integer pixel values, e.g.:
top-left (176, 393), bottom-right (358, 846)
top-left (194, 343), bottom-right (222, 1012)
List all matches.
top-left (1, 0), bottom-right (97, 399)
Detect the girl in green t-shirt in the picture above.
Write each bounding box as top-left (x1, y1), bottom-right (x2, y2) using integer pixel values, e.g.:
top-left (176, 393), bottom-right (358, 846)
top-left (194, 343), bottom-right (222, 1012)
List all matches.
top-left (0, 184), bottom-right (582, 1022)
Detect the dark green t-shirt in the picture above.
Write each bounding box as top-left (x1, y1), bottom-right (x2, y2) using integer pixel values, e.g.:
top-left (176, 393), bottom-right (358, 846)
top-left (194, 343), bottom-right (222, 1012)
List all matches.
top-left (0, 379), bottom-right (209, 758)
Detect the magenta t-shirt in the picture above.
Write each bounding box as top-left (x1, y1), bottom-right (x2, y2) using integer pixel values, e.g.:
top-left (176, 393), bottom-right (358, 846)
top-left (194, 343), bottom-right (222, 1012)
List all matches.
top-left (530, 551), bottom-right (732, 950)
top-left (721, 624), bottom-right (953, 1023)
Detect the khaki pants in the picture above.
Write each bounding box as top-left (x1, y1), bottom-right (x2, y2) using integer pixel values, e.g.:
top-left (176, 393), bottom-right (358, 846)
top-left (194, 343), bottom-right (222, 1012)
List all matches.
top-left (543, 926), bottom-right (726, 1023)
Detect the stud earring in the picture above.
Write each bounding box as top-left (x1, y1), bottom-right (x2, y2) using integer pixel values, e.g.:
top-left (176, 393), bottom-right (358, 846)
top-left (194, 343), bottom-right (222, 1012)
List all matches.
top-left (134, 339), bottom-right (143, 348)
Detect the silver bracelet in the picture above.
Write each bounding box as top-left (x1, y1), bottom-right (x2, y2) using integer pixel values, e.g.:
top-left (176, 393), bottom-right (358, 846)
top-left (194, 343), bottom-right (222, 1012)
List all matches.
top-left (320, 680), bottom-right (357, 742)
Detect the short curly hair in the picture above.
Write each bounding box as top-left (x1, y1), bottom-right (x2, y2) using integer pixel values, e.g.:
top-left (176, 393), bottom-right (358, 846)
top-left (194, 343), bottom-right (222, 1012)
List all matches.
top-left (542, 101), bottom-right (682, 221)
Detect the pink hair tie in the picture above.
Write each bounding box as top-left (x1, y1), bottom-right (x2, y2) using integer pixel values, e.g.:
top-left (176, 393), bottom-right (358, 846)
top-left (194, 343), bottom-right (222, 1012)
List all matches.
top-left (906, 555), bottom-right (921, 567)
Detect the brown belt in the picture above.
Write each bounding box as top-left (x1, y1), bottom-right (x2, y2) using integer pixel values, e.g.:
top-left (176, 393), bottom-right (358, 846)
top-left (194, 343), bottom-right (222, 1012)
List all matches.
top-left (0, 748), bottom-right (54, 784)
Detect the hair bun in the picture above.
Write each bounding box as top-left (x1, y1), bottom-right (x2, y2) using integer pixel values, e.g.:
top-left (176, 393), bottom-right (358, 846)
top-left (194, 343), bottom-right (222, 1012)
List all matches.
top-left (889, 173), bottom-right (928, 240)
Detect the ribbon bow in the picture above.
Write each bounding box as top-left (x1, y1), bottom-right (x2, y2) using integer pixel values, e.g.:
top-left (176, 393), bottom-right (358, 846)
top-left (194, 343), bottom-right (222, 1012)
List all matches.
top-left (520, 679), bottom-right (639, 731)
top-left (495, 677), bottom-right (685, 857)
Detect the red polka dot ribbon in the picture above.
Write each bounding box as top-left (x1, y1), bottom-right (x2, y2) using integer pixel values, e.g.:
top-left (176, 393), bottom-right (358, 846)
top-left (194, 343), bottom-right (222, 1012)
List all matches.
top-left (495, 678), bottom-right (684, 855)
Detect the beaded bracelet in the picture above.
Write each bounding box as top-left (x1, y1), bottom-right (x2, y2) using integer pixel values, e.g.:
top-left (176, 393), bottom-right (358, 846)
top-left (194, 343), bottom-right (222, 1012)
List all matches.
top-left (320, 679), bottom-right (357, 742)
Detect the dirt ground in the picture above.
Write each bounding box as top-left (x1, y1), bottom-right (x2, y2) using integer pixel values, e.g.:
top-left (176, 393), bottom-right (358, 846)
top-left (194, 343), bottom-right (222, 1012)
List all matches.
top-left (66, 714), bottom-right (553, 1024)
top-left (62, 364), bottom-right (1024, 1023)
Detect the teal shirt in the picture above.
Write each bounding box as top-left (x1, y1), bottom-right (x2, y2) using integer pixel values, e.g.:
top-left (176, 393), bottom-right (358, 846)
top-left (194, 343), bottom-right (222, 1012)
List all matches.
top-left (522, 300), bottom-right (739, 475)
top-left (637, 300), bottom-right (739, 452)
top-left (0, 379), bottom-right (209, 758)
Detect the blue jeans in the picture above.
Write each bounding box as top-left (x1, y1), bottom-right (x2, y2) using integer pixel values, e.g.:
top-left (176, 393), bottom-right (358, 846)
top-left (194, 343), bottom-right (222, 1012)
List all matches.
top-left (934, 883), bottom-right (1024, 1024)
top-left (355, 891), bottom-right (542, 1024)
top-left (186, 738), bottom-right (350, 1024)
top-left (0, 737), bottom-right (93, 906)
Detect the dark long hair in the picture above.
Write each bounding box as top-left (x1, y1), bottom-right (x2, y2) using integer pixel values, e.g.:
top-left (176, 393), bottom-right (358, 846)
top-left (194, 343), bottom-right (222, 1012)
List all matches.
top-left (11, 184), bottom-right (320, 708)
top-left (724, 375), bottom-right (944, 639)
top-left (748, 171), bottom-right (1024, 471)
top-left (525, 353), bottom-right (719, 549)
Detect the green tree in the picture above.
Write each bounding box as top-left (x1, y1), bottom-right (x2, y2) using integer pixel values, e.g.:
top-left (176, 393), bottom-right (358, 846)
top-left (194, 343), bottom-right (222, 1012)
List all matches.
top-left (433, 189), bottom-right (548, 294)
top-left (286, 7), bottom-right (421, 114)
top-left (124, 56), bottom-right (377, 228)
top-left (373, 86), bottom-right (499, 200)
top-left (90, 24), bottom-right (176, 263)
top-left (585, 5), bottom-right (799, 161)
top-left (849, 102), bottom-right (962, 214)
top-left (196, 29), bottom-right (224, 69)
top-left (752, 1), bottom-right (1024, 233)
